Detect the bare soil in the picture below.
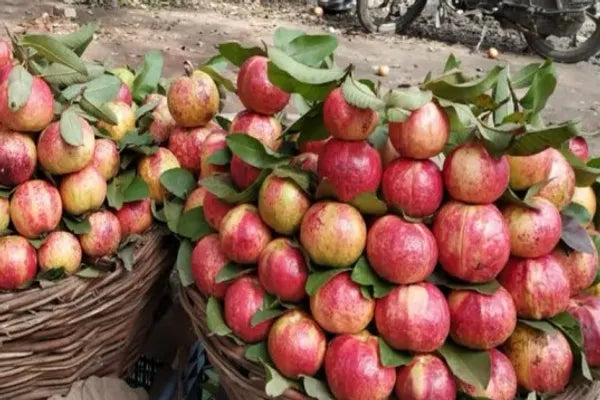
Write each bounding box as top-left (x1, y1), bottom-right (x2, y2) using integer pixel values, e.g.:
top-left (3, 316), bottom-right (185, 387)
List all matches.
top-left (2, 0), bottom-right (599, 151)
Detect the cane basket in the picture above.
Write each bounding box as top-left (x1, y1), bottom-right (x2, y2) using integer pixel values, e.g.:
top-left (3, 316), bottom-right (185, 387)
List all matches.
top-left (180, 284), bottom-right (600, 400)
top-left (0, 227), bottom-right (175, 400)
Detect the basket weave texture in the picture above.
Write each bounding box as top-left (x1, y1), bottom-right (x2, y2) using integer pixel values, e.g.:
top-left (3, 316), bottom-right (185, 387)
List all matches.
top-left (180, 284), bottom-right (600, 400)
top-left (0, 227), bottom-right (175, 400)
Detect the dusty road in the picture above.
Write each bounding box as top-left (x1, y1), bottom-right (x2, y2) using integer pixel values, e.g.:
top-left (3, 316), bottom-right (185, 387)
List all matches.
top-left (2, 0), bottom-right (599, 148)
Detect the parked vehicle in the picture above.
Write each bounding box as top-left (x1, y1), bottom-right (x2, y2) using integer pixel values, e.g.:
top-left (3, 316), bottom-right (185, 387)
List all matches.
top-left (356, 0), bottom-right (600, 63)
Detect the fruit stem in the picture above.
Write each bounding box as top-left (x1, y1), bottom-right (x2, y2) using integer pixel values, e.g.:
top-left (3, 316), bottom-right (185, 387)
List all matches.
top-left (183, 60), bottom-right (194, 77)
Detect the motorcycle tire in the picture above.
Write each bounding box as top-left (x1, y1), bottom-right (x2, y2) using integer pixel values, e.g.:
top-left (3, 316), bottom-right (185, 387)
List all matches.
top-left (524, 22), bottom-right (600, 63)
top-left (357, 0), bottom-right (428, 34)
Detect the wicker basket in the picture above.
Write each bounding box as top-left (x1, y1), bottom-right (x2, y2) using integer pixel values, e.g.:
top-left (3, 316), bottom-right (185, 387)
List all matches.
top-left (0, 227), bottom-right (175, 400)
top-left (180, 284), bottom-right (600, 400)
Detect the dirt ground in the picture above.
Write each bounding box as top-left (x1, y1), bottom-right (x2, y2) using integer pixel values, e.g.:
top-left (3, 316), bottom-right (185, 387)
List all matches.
top-left (2, 0), bottom-right (600, 150)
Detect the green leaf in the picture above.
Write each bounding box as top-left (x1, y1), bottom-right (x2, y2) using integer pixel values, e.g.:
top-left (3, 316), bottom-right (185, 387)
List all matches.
top-left (43, 62), bottom-right (104, 87)
top-left (206, 296), bottom-right (232, 336)
top-left (561, 214), bottom-right (594, 254)
top-left (198, 65), bottom-right (236, 93)
top-left (493, 67), bottom-right (513, 125)
top-left (561, 149), bottom-right (600, 187)
top-left (302, 376), bottom-right (334, 400)
top-left (520, 61), bottom-right (556, 115)
top-left (444, 54), bottom-right (461, 72)
top-left (368, 124), bottom-right (389, 149)
top-left (215, 262), bottom-right (253, 283)
top-left (524, 179), bottom-right (553, 204)
top-left (63, 217), bottom-right (91, 234)
top-left (384, 87), bottom-right (432, 111)
top-left (164, 198), bottom-right (184, 234)
top-left (507, 121), bottom-right (579, 156)
top-left (581, 352), bottom-right (593, 381)
top-left (118, 131), bottom-right (154, 150)
top-left (79, 96), bottom-right (118, 125)
top-left (525, 392), bottom-right (538, 400)
top-left (305, 268), bottom-right (350, 296)
top-left (562, 202), bottom-right (592, 225)
top-left (106, 171), bottom-right (135, 210)
top-left (350, 192), bottom-right (388, 215)
top-left (218, 42), bottom-right (265, 67)
top-left (272, 166), bottom-right (312, 194)
top-left (7, 66), bottom-right (33, 111)
top-left (206, 148), bottom-right (232, 166)
top-left (268, 46), bottom-right (345, 85)
top-left (200, 170), bottom-right (270, 204)
top-left (76, 267), bottom-right (104, 278)
top-left (20, 34), bottom-right (87, 75)
top-left (512, 63), bottom-right (542, 89)
top-left (286, 103), bottom-right (329, 144)
top-left (132, 51), bottom-right (163, 103)
top-left (315, 179), bottom-right (339, 201)
top-left (176, 239), bottom-right (194, 286)
top-left (215, 115), bottom-right (231, 131)
top-left (82, 74), bottom-right (122, 103)
top-left (226, 134), bottom-right (289, 169)
top-left (438, 342), bottom-right (491, 390)
top-left (160, 168), bottom-right (196, 199)
top-left (178, 207), bottom-right (214, 241)
top-left (28, 237), bottom-right (46, 249)
top-left (245, 341), bottom-right (270, 363)
top-left (53, 23), bottom-right (97, 55)
top-left (387, 107), bottom-right (411, 123)
top-left (251, 308), bottom-right (285, 327)
top-left (267, 62), bottom-right (336, 102)
top-left (378, 338), bottom-right (412, 367)
top-left (122, 177), bottom-right (150, 203)
top-left (476, 121), bottom-right (516, 157)
top-left (285, 34), bottom-right (338, 66)
top-left (274, 27), bottom-right (305, 49)
top-left (341, 76), bottom-right (385, 110)
top-left (500, 187), bottom-right (538, 210)
top-left (519, 319), bottom-right (557, 334)
top-left (350, 256), bottom-right (394, 298)
top-left (134, 98), bottom-right (159, 121)
top-left (549, 312), bottom-right (584, 348)
top-left (424, 66), bottom-right (504, 102)
top-left (427, 269), bottom-right (500, 295)
top-left (117, 243), bottom-right (135, 271)
top-left (59, 108), bottom-right (83, 146)
top-left (36, 267), bottom-right (65, 282)
top-left (262, 362), bottom-right (292, 397)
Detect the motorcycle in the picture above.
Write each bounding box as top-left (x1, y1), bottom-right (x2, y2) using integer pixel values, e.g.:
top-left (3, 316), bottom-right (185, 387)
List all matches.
top-left (356, 0), bottom-right (600, 63)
